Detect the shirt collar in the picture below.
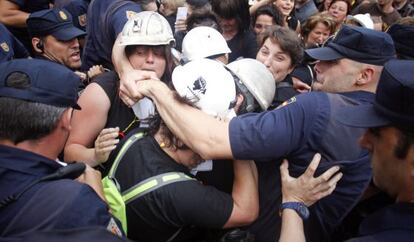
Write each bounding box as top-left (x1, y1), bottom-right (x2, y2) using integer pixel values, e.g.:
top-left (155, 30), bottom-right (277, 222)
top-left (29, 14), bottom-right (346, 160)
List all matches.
top-left (0, 144), bottom-right (62, 176)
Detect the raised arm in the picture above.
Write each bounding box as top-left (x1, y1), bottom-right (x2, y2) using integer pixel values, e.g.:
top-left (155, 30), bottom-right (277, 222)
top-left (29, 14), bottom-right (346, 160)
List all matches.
top-left (135, 79), bottom-right (234, 160)
top-left (249, 0), bottom-right (275, 15)
top-left (0, 1), bottom-right (30, 27)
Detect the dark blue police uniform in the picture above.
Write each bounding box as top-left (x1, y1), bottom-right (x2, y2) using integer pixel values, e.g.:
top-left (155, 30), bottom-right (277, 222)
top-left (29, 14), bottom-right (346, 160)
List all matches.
top-left (54, 0), bottom-right (90, 31)
top-left (0, 23), bottom-right (29, 63)
top-left (229, 91), bottom-right (374, 241)
top-left (81, 0), bottom-right (141, 71)
top-left (0, 145), bottom-right (115, 237)
top-left (5, 0), bottom-right (51, 52)
top-left (346, 202), bottom-right (414, 241)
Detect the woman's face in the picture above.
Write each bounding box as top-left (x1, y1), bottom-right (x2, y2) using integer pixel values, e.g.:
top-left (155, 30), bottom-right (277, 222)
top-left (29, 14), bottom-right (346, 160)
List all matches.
top-left (306, 22), bottom-right (331, 47)
top-left (256, 38), bottom-right (294, 82)
top-left (128, 45), bottom-right (167, 79)
top-left (328, 1), bottom-right (348, 23)
top-left (274, 0), bottom-right (294, 17)
top-left (253, 14), bottom-right (275, 35)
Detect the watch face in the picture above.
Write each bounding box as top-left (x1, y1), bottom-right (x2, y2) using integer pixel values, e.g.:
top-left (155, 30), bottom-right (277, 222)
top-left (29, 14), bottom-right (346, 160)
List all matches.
top-left (299, 205), bottom-right (310, 219)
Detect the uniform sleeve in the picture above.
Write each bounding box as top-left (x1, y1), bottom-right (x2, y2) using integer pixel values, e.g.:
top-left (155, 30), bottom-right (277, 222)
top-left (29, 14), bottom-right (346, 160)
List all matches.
top-left (5, 180), bottom-right (123, 237)
top-left (110, 3), bottom-right (142, 36)
top-left (229, 92), bottom-right (329, 161)
top-left (11, 33), bottom-right (29, 58)
top-left (306, 154), bottom-right (372, 241)
top-left (7, 0), bottom-right (25, 8)
top-left (163, 180), bottom-right (234, 228)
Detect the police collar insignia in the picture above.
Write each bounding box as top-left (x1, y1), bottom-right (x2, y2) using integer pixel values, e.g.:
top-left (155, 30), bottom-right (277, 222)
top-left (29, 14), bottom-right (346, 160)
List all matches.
top-left (277, 97), bottom-right (297, 109)
top-left (0, 42), bottom-right (9, 52)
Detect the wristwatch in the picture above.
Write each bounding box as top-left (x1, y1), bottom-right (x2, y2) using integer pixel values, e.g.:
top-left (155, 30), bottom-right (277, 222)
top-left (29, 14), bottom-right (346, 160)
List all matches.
top-left (280, 202), bottom-right (310, 220)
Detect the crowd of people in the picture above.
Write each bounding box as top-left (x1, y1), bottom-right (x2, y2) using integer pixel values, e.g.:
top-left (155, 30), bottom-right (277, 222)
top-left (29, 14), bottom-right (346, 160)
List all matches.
top-left (0, 0), bottom-right (414, 241)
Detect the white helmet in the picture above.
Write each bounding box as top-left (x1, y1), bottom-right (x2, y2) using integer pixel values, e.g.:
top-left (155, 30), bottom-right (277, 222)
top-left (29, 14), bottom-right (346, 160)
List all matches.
top-left (172, 58), bottom-right (236, 119)
top-left (346, 14), bottom-right (374, 30)
top-left (182, 26), bottom-right (231, 61)
top-left (227, 58), bottom-right (275, 110)
top-left (119, 11), bottom-right (175, 46)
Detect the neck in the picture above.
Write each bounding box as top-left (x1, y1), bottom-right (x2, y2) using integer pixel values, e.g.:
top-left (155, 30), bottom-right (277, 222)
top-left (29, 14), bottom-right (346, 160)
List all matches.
top-left (222, 30), bottom-right (238, 41)
top-left (0, 138), bottom-right (60, 160)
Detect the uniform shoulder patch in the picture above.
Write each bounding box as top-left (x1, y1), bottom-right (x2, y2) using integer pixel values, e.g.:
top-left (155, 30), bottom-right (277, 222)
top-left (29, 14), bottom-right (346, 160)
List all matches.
top-left (1, 42), bottom-right (9, 52)
top-left (106, 217), bottom-right (123, 236)
top-left (78, 14), bottom-right (87, 27)
top-left (126, 10), bottom-right (138, 20)
top-left (276, 96), bottom-right (297, 109)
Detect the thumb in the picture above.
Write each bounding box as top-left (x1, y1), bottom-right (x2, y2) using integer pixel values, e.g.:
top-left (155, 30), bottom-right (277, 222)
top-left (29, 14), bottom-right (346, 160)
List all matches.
top-left (280, 159), bottom-right (290, 180)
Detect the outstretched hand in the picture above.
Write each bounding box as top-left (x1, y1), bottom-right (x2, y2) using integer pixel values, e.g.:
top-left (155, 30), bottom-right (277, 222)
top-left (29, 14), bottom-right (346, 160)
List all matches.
top-left (94, 127), bottom-right (120, 164)
top-left (119, 70), bottom-right (159, 107)
top-left (280, 153), bottom-right (343, 207)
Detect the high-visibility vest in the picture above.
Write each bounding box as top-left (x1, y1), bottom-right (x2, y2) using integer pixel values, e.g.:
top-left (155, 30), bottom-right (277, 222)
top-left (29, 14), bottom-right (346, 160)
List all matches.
top-left (102, 132), bottom-right (193, 234)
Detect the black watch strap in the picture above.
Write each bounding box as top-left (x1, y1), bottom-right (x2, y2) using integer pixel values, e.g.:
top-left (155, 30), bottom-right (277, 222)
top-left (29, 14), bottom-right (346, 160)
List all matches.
top-left (280, 201), bottom-right (310, 220)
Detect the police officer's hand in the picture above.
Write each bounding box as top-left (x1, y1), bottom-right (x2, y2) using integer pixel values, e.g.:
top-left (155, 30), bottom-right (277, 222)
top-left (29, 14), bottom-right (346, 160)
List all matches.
top-left (74, 71), bottom-right (87, 81)
top-left (119, 70), bottom-right (158, 107)
top-left (76, 164), bottom-right (106, 202)
top-left (280, 153), bottom-right (343, 207)
top-left (292, 77), bottom-right (311, 93)
top-left (94, 127), bottom-right (120, 164)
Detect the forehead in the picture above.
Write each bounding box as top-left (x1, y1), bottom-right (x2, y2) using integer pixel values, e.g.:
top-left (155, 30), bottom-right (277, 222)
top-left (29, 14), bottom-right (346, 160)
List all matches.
top-left (330, 1), bottom-right (348, 8)
top-left (263, 38), bottom-right (289, 55)
top-left (256, 14), bottom-right (274, 24)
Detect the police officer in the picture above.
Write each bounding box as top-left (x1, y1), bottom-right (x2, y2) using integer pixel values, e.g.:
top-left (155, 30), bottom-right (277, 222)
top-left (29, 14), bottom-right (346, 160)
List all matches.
top-left (119, 25), bottom-right (396, 242)
top-left (81, 0), bottom-right (143, 71)
top-left (280, 59), bottom-right (414, 242)
top-left (54, 0), bottom-right (90, 32)
top-left (0, 0), bottom-right (52, 52)
top-left (0, 23), bottom-right (29, 63)
top-left (26, 8), bottom-right (86, 80)
top-left (0, 59), bottom-right (122, 238)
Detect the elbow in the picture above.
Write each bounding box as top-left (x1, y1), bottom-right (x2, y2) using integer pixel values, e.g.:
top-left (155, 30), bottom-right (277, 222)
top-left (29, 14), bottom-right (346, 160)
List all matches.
top-left (236, 205), bottom-right (259, 226)
top-left (243, 206), bottom-right (259, 225)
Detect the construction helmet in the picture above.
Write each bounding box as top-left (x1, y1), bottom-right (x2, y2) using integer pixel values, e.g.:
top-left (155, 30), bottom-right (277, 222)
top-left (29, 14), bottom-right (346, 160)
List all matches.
top-left (226, 58), bottom-right (275, 111)
top-left (119, 11), bottom-right (175, 46)
top-left (182, 26), bottom-right (231, 61)
top-left (172, 58), bottom-right (236, 119)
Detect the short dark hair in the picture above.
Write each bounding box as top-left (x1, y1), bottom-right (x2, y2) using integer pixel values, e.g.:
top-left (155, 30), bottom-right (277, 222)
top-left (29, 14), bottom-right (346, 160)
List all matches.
top-left (186, 12), bottom-right (221, 31)
top-left (395, 126), bottom-right (414, 160)
top-left (252, 4), bottom-right (284, 28)
top-left (211, 0), bottom-right (251, 32)
top-left (369, 126), bottom-right (414, 160)
top-left (147, 92), bottom-right (194, 149)
top-left (259, 25), bottom-right (304, 68)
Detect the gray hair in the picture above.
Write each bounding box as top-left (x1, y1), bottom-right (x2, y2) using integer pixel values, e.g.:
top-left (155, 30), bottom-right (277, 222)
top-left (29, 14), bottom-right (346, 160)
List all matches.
top-left (0, 97), bottom-right (66, 144)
